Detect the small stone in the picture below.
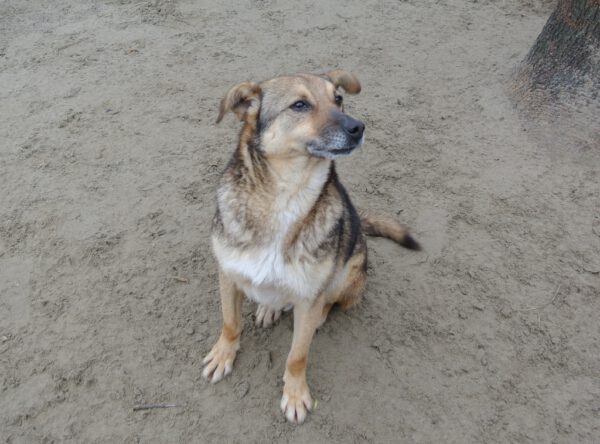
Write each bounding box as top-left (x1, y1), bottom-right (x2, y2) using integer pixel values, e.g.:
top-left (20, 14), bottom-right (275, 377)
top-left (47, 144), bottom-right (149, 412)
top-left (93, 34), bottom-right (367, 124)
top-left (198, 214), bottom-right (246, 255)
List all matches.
top-left (472, 303), bottom-right (484, 311)
top-left (500, 305), bottom-right (513, 319)
top-left (186, 327), bottom-right (195, 335)
top-left (480, 357), bottom-right (488, 366)
top-left (63, 87), bottom-right (80, 98)
top-left (458, 310), bottom-right (468, 319)
top-left (1, 336), bottom-right (8, 343)
top-left (592, 217), bottom-right (600, 238)
top-left (583, 263), bottom-right (600, 274)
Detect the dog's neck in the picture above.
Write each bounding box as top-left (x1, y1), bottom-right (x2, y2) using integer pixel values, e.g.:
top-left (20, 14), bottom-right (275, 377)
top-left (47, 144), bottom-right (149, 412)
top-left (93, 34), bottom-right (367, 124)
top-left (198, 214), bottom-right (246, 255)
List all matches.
top-left (225, 140), bottom-right (334, 236)
top-left (264, 154), bottom-right (331, 196)
top-left (241, 126), bottom-right (333, 199)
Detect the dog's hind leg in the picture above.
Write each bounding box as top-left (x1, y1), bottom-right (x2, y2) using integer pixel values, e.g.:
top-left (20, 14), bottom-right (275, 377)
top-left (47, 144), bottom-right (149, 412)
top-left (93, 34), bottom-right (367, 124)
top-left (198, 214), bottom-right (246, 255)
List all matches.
top-left (333, 249), bottom-right (367, 311)
top-left (202, 271), bottom-right (244, 383)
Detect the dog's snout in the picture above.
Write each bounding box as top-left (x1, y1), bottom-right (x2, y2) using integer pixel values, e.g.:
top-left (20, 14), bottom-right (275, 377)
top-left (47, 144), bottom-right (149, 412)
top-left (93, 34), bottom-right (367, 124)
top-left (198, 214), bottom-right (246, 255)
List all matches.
top-left (341, 115), bottom-right (365, 139)
top-left (311, 110), bottom-right (366, 157)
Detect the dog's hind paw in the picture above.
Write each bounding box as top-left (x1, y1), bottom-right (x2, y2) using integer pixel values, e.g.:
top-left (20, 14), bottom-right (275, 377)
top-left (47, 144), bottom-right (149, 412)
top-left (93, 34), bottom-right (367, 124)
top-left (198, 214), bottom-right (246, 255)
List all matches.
top-left (255, 304), bottom-right (283, 328)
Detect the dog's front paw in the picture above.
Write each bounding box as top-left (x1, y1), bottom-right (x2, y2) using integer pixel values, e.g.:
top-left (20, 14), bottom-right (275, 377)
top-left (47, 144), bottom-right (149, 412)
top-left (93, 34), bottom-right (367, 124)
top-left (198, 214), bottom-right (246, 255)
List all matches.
top-left (202, 336), bottom-right (239, 383)
top-left (280, 379), bottom-right (313, 424)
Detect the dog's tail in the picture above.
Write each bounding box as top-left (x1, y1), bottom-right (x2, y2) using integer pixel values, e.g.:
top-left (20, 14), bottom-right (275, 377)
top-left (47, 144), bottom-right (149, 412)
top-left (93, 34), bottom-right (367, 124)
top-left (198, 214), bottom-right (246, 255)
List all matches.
top-left (358, 209), bottom-right (421, 251)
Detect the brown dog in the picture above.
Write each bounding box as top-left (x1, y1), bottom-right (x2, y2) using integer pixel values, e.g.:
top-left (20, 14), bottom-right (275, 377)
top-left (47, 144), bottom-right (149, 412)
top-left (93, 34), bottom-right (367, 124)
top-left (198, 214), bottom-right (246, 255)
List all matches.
top-left (202, 71), bottom-right (420, 424)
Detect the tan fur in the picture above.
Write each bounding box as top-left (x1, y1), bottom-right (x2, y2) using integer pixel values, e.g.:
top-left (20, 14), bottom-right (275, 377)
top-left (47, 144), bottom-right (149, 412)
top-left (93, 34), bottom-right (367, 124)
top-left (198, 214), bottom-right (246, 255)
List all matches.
top-left (359, 210), bottom-right (421, 250)
top-left (322, 69), bottom-right (362, 94)
top-left (202, 71), bottom-right (419, 424)
top-left (215, 82), bottom-right (261, 123)
top-left (333, 250), bottom-right (368, 310)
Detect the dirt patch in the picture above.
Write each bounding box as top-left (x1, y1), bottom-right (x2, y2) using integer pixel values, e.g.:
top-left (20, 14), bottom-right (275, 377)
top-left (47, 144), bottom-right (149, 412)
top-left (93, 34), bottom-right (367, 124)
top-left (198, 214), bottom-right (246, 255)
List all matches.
top-left (1, 0), bottom-right (599, 442)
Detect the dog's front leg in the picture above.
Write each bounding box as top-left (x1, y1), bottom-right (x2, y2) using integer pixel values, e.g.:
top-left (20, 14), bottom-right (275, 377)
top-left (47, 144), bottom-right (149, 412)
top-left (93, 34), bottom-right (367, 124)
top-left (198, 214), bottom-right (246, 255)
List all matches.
top-left (280, 296), bottom-right (325, 424)
top-left (202, 271), bottom-right (243, 383)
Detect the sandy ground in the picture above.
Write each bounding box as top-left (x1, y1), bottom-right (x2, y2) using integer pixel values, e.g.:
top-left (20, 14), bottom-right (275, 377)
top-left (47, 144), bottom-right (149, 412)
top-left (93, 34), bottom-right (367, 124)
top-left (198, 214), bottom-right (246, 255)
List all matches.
top-left (1, 0), bottom-right (599, 442)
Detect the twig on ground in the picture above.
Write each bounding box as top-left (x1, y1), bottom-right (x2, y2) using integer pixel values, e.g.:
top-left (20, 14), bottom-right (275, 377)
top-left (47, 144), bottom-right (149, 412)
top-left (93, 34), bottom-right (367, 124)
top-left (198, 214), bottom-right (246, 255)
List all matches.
top-left (171, 276), bottom-right (190, 284)
top-left (518, 284), bottom-right (561, 312)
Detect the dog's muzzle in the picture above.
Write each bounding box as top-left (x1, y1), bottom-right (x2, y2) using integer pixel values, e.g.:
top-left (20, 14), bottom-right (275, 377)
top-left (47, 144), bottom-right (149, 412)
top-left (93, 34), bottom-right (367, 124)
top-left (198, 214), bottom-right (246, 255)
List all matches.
top-left (308, 112), bottom-right (365, 159)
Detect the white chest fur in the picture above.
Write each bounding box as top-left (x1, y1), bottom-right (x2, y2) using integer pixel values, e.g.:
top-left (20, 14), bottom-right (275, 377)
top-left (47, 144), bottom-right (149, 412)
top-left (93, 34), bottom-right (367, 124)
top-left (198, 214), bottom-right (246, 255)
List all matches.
top-left (212, 161), bottom-right (333, 305)
top-left (212, 236), bottom-right (322, 304)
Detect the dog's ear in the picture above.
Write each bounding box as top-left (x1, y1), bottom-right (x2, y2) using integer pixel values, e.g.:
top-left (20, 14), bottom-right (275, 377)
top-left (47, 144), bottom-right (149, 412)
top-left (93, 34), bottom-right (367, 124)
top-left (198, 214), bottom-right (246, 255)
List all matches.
top-left (322, 70), bottom-right (361, 95)
top-left (216, 82), bottom-right (262, 124)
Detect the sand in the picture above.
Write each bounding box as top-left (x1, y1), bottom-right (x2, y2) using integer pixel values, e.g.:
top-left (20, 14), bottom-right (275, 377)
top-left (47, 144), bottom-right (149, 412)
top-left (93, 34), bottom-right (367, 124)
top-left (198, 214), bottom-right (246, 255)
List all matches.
top-left (1, 0), bottom-right (599, 442)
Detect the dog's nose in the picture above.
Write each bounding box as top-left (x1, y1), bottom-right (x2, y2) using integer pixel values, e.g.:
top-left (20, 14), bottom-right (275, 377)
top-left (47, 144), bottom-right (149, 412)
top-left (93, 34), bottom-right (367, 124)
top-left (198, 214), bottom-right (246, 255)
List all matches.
top-left (341, 115), bottom-right (365, 139)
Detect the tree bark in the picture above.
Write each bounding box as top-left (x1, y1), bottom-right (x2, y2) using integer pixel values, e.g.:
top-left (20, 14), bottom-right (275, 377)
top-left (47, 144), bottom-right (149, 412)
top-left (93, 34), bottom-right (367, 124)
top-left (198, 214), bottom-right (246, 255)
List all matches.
top-left (512, 1), bottom-right (600, 151)
top-left (522, 0), bottom-right (600, 93)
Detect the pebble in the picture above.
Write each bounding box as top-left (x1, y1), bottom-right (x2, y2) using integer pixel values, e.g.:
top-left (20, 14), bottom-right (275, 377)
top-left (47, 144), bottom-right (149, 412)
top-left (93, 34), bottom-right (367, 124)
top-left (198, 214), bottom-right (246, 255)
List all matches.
top-left (472, 303), bottom-right (484, 311)
top-left (500, 306), bottom-right (513, 319)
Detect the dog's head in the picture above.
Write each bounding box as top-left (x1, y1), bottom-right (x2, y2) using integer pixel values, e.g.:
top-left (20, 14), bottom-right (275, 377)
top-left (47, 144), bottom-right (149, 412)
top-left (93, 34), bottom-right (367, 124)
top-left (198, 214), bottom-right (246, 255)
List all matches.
top-left (216, 70), bottom-right (365, 159)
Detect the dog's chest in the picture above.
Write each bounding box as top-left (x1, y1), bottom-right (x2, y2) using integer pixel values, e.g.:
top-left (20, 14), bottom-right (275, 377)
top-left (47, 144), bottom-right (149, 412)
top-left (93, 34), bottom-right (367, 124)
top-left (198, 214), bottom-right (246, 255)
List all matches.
top-left (213, 173), bottom-right (334, 303)
top-left (213, 211), bottom-right (322, 302)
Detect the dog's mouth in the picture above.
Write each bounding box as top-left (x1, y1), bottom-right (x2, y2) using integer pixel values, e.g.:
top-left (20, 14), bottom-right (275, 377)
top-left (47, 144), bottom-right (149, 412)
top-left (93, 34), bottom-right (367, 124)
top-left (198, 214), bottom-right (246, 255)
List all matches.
top-left (307, 133), bottom-right (365, 159)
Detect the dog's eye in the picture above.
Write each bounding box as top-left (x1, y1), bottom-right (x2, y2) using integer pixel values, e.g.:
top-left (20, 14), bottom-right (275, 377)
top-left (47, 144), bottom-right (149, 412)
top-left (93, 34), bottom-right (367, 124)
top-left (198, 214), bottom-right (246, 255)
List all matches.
top-left (290, 100), bottom-right (311, 112)
top-left (335, 95), bottom-right (343, 106)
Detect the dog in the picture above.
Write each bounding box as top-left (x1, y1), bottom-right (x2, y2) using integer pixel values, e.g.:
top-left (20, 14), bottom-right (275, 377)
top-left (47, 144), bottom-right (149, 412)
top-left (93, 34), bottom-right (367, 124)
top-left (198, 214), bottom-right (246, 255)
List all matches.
top-left (202, 70), bottom-right (420, 424)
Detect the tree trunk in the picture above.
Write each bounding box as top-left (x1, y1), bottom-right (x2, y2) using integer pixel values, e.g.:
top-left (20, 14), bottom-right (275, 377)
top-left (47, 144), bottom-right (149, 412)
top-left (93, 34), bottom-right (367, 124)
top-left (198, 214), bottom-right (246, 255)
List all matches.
top-left (512, 0), bottom-right (599, 151)
top-left (522, 0), bottom-right (600, 93)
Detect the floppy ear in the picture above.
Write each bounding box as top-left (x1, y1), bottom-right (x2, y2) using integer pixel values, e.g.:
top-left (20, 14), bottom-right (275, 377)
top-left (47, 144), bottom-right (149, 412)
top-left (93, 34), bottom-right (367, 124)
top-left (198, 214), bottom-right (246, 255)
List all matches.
top-left (216, 82), bottom-right (262, 123)
top-left (322, 70), bottom-right (361, 94)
